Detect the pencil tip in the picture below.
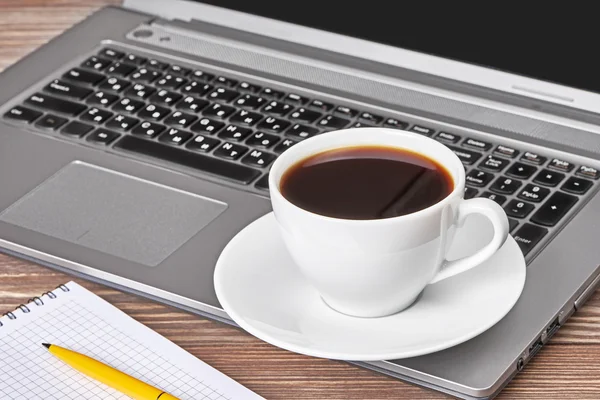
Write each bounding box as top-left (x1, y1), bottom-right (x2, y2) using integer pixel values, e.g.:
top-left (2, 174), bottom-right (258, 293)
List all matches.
top-left (42, 343), bottom-right (51, 349)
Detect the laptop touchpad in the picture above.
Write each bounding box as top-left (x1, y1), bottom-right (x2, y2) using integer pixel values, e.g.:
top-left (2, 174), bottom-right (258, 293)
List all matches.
top-left (0, 162), bottom-right (227, 266)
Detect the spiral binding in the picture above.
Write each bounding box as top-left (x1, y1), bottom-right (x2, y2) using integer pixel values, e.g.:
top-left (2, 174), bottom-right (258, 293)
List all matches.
top-left (0, 284), bottom-right (70, 327)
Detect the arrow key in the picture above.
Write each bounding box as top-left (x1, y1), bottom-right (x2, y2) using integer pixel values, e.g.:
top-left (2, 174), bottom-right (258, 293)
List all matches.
top-left (531, 192), bottom-right (578, 227)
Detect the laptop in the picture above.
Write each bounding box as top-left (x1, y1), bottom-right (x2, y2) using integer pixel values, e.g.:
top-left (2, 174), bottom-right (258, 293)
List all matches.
top-left (1, 1), bottom-right (599, 398)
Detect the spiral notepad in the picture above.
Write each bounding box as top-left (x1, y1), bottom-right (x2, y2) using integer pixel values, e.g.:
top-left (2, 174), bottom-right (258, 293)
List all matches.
top-left (0, 281), bottom-right (262, 400)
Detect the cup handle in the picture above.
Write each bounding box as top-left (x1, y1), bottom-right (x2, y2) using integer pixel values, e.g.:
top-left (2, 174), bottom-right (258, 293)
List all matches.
top-left (429, 198), bottom-right (510, 284)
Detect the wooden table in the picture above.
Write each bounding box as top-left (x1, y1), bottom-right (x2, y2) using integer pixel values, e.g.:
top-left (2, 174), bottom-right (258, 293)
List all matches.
top-left (1, 1), bottom-right (600, 398)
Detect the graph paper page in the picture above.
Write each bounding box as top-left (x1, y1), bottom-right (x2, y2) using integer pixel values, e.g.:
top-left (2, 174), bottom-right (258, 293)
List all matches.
top-left (0, 281), bottom-right (263, 400)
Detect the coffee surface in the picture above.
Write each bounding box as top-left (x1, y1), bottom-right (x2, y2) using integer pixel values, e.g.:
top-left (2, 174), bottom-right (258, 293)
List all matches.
top-left (280, 146), bottom-right (453, 220)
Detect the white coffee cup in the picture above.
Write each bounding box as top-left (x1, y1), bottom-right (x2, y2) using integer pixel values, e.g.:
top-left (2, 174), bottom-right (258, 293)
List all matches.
top-left (269, 128), bottom-right (509, 318)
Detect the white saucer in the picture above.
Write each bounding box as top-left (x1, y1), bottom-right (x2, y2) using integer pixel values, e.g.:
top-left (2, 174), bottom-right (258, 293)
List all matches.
top-left (214, 212), bottom-right (526, 361)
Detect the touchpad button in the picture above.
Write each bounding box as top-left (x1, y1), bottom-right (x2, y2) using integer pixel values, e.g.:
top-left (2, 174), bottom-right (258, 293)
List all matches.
top-left (0, 162), bottom-right (227, 266)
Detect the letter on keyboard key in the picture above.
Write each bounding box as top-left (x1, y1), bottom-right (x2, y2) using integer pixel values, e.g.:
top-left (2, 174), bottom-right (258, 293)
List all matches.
top-left (114, 136), bottom-right (260, 184)
top-left (531, 192), bottom-right (578, 227)
top-left (513, 223), bottom-right (548, 256)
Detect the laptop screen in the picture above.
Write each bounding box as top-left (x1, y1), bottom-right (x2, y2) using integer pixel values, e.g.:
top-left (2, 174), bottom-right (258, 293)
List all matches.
top-left (192, 1), bottom-right (598, 94)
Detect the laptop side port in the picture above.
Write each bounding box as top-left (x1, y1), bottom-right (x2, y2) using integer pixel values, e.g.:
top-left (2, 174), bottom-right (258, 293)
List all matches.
top-left (527, 337), bottom-right (543, 359)
top-left (544, 317), bottom-right (561, 342)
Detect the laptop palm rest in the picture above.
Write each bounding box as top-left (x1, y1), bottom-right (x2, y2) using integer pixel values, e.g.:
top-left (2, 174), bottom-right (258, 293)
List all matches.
top-left (0, 161), bottom-right (227, 266)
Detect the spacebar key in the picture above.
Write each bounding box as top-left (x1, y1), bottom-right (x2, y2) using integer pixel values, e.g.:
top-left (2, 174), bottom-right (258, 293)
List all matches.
top-left (114, 136), bottom-right (261, 184)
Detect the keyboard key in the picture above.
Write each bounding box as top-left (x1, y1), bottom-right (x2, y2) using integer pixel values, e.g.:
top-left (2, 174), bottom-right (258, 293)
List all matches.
top-left (466, 169), bottom-right (494, 187)
top-left (115, 136), bottom-right (260, 184)
top-left (531, 192), bottom-right (578, 227)
top-left (4, 106), bottom-right (42, 123)
top-left (177, 96), bottom-right (209, 113)
top-left (34, 114), bottom-right (68, 130)
top-left (464, 187), bottom-right (478, 199)
top-left (285, 93), bottom-right (309, 105)
top-left (218, 125), bottom-right (253, 141)
top-left (44, 79), bottom-right (93, 100)
top-left (125, 83), bottom-right (156, 99)
top-left (334, 105), bottom-right (358, 118)
top-left (87, 91), bottom-right (119, 106)
top-left (494, 145), bottom-right (519, 158)
top-left (190, 117), bottom-right (226, 135)
top-left (112, 97), bottom-right (145, 114)
top-left (150, 89), bottom-right (182, 106)
top-left (98, 48), bottom-right (124, 60)
top-left (208, 87), bottom-right (238, 102)
top-left (61, 120), bottom-right (93, 137)
top-left (286, 123), bottom-right (319, 140)
top-left (138, 104), bottom-right (170, 121)
top-left (203, 103), bottom-right (236, 119)
top-left (105, 62), bottom-right (136, 77)
top-left (506, 162), bottom-right (537, 179)
top-left (191, 70), bottom-right (215, 82)
top-left (410, 125), bottom-right (435, 136)
top-left (26, 93), bottom-right (87, 116)
top-left (246, 131), bottom-right (279, 148)
top-left (561, 177), bottom-right (593, 194)
top-left (239, 81), bottom-right (261, 93)
top-left (147, 59), bottom-right (170, 70)
top-left (80, 107), bottom-right (113, 124)
top-left (318, 115), bottom-right (350, 129)
top-left (124, 54), bottom-right (146, 65)
top-left (463, 138), bottom-right (492, 151)
top-left (260, 87), bottom-right (284, 99)
top-left (359, 111), bottom-right (383, 125)
top-left (521, 151), bottom-right (547, 165)
top-left (105, 114), bottom-right (139, 131)
top-left (435, 131), bottom-right (461, 143)
top-left (131, 121), bottom-right (165, 138)
top-left (513, 224), bottom-right (548, 256)
top-left (63, 68), bottom-right (104, 85)
top-left (257, 116), bottom-right (291, 133)
top-left (214, 142), bottom-right (248, 160)
top-left (163, 111), bottom-right (197, 128)
top-left (533, 169), bottom-right (565, 187)
top-left (242, 149), bottom-right (276, 168)
top-left (155, 74), bottom-right (187, 89)
top-left (509, 218), bottom-right (519, 233)
top-left (309, 99), bottom-right (334, 112)
top-left (181, 81), bottom-right (212, 96)
top-left (167, 65), bottom-right (191, 76)
top-left (479, 155), bottom-right (509, 172)
top-left (518, 184), bottom-right (550, 203)
top-left (255, 174), bottom-right (270, 190)
top-left (479, 192), bottom-right (507, 206)
top-left (383, 118), bottom-right (409, 129)
top-left (186, 135), bottom-right (220, 152)
top-left (351, 121), bottom-right (373, 128)
top-left (230, 110), bottom-right (264, 126)
top-left (548, 158), bottom-right (574, 173)
top-left (446, 146), bottom-right (482, 165)
top-left (98, 76), bottom-right (130, 93)
top-left (504, 199), bottom-right (535, 218)
top-left (274, 138), bottom-right (298, 154)
top-left (82, 56), bottom-right (112, 71)
top-left (576, 165), bottom-right (600, 180)
top-left (215, 76), bottom-right (238, 87)
top-left (158, 128), bottom-right (193, 145)
top-left (490, 176), bottom-right (522, 194)
top-left (263, 101), bottom-right (293, 116)
top-left (235, 94), bottom-right (266, 110)
top-left (289, 107), bottom-right (322, 123)
top-left (86, 128), bottom-right (120, 144)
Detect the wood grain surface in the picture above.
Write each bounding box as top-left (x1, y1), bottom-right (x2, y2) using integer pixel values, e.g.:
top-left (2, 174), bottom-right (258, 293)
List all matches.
top-left (1, 1), bottom-right (600, 398)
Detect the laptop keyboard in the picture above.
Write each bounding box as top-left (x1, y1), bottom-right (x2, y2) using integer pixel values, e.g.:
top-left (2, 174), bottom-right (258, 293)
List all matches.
top-left (3, 47), bottom-right (599, 258)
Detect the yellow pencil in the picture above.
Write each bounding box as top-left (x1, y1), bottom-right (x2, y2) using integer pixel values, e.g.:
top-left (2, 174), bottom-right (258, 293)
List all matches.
top-left (42, 343), bottom-right (179, 400)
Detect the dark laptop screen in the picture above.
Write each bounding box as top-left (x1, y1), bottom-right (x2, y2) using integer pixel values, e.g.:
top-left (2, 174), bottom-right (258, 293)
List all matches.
top-left (193, 1), bottom-right (598, 94)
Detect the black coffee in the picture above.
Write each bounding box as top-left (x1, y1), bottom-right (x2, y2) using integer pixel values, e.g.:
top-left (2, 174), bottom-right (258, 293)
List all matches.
top-left (280, 146), bottom-right (453, 220)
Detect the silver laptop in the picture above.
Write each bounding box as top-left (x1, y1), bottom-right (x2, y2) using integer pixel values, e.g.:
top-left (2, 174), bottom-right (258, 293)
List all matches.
top-left (1, 1), bottom-right (599, 398)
